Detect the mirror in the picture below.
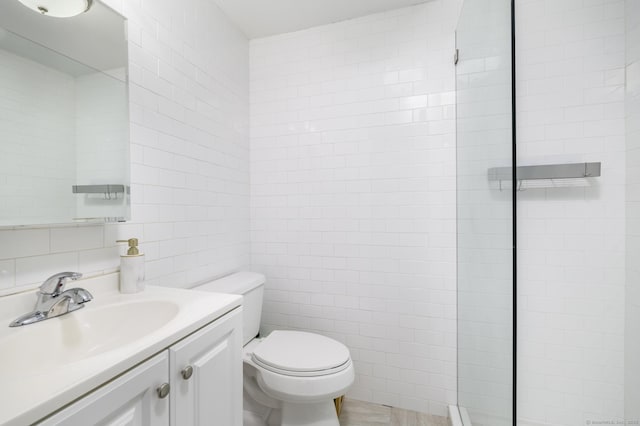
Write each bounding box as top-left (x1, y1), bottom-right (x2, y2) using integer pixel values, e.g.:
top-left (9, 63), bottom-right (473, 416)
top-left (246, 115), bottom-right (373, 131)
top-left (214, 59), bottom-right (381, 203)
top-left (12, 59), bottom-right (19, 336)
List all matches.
top-left (0, 0), bottom-right (129, 227)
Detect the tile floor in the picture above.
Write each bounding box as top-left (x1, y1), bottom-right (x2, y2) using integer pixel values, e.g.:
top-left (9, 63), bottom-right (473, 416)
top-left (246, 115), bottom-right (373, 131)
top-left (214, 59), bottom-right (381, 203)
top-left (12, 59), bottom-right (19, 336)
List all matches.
top-left (339, 398), bottom-right (451, 426)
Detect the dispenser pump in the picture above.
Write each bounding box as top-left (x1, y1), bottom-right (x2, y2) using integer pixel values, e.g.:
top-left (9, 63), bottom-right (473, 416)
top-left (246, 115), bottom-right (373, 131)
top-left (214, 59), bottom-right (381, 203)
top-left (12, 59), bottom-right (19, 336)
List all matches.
top-left (117, 237), bottom-right (145, 294)
top-left (117, 238), bottom-right (140, 256)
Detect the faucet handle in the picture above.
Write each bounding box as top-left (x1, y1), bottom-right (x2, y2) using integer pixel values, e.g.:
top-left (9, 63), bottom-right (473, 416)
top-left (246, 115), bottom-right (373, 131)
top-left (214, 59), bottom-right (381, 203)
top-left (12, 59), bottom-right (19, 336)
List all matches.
top-left (39, 272), bottom-right (83, 297)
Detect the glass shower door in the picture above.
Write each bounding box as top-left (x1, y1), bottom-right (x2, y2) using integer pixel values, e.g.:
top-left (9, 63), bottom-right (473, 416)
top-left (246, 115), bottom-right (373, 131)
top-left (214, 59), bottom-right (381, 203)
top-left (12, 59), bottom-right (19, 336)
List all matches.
top-left (455, 0), bottom-right (514, 425)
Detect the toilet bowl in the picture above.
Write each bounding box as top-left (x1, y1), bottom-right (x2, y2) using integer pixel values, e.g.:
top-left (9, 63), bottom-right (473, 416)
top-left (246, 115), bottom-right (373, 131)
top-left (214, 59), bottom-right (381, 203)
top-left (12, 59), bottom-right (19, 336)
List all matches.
top-left (193, 272), bottom-right (354, 426)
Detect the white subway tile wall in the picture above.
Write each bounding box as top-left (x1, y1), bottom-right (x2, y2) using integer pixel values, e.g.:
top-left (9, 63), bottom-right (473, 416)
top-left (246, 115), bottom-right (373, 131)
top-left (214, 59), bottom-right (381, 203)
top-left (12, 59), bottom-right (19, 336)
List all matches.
top-left (516, 0), bottom-right (626, 424)
top-left (0, 0), bottom-right (250, 293)
top-left (0, 0), bottom-right (634, 422)
top-left (249, 1), bottom-right (462, 416)
top-left (625, 0), bottom-right (640, 422)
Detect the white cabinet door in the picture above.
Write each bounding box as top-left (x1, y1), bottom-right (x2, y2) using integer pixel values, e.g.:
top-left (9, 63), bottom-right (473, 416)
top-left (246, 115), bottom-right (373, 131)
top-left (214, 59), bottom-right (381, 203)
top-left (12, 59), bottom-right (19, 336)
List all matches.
top-left (37, 352), bottom-right (170, 426)
top-left (169, 308), bottom-right (242, 426)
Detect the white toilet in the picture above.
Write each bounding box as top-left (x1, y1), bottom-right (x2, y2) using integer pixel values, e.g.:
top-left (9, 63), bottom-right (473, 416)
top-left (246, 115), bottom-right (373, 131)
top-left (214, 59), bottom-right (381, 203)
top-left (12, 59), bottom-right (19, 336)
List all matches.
top-left (193, 272), bottom-right (354, 426)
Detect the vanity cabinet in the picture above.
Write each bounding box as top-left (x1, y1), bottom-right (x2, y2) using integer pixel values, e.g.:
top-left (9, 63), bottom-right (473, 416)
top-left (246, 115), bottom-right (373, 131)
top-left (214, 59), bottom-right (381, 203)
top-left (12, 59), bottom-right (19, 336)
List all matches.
top-left (37, 308), bottom-right (241, 426)
top-left (170, 308), bottom-right (242, 426)
top-left (38, 352), bottom-right (170, 426)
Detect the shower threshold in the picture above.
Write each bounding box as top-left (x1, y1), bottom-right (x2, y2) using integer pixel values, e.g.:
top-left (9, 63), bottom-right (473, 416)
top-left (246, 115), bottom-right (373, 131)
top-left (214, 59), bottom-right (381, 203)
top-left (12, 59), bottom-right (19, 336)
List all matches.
top-left (449, 405), bottom-right (472, 426)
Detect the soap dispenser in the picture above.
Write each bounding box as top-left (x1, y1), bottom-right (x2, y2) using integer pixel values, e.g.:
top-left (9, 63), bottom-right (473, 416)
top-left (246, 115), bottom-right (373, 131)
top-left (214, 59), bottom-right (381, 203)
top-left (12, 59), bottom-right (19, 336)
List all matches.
top-left (117, 238), bottom-right (145, 294)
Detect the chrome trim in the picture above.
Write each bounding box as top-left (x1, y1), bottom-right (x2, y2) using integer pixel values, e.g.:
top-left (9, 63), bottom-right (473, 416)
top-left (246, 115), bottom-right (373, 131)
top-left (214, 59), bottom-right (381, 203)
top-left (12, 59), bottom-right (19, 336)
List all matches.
top-left (9, 272), bottom-right (93, 327)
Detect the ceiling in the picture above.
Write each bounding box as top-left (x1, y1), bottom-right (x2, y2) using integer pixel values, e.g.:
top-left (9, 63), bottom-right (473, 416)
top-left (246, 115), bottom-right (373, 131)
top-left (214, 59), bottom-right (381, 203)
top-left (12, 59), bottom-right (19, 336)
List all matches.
top-left (212, 0), bottom-right (433, 39)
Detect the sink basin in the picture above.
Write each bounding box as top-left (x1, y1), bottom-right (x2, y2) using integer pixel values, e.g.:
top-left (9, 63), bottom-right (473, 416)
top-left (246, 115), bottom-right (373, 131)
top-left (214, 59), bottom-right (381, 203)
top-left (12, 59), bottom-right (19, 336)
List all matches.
top-left (0, 300), bottom-right (179, 379)
top-left (0, 273), bottom-right (243, 426)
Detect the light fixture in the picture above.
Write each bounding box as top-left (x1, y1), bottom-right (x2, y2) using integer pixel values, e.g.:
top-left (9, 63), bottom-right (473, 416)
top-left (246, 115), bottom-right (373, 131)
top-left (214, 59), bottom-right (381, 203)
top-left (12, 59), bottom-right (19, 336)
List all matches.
top-left (16, 0), bottom-right (92, 18)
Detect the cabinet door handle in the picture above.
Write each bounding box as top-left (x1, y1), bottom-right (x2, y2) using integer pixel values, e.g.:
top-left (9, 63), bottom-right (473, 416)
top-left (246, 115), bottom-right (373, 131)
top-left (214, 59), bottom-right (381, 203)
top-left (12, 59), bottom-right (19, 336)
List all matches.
top-left (181, 365), bottom-right (194, 380)
top-left (157, 383), bottom-right (170, 399)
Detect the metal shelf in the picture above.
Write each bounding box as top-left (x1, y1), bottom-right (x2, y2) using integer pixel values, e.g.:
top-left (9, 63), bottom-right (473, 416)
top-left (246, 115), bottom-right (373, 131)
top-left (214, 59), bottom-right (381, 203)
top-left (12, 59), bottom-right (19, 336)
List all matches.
top-left (72, 184), bottom-right (128, 200)
top-left (488, 162), bottom-right (601, 182)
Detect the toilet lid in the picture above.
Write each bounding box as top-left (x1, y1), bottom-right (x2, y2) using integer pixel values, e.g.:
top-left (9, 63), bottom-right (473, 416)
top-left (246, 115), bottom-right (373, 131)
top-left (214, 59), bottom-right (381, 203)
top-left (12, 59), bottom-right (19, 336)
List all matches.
top-left (252, 331), bottom-right (351, 376)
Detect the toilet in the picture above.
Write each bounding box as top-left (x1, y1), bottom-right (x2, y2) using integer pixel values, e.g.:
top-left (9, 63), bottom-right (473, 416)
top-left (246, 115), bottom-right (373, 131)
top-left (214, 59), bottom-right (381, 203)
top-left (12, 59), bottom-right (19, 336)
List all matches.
top-left (193, 272), bottom-right (354, 426)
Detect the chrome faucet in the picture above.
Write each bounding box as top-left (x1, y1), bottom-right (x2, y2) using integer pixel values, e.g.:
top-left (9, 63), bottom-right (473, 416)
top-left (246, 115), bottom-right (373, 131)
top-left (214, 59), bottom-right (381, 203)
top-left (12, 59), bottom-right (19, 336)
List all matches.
top-left (9, 272), bottom-right (93, 327)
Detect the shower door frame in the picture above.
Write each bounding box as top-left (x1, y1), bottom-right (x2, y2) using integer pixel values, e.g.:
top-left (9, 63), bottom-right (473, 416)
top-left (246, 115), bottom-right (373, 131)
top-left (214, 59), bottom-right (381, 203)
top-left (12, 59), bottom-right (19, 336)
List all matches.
top-left (510, 0), bottom-right (517, 425)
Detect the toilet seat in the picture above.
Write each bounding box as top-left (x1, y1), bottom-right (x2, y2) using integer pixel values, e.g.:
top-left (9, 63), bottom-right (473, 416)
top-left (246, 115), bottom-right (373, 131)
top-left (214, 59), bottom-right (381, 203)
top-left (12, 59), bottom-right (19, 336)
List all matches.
top-left (250, 330), bottom-right (351, 377)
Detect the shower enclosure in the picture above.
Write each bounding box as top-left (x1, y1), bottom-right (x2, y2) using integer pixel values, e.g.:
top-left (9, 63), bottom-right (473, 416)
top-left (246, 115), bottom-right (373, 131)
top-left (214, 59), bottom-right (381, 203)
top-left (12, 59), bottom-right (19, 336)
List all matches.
top-left (455, 0), bottom-right (514, 425)
top-left (455, 0), bottom-right (639, 425)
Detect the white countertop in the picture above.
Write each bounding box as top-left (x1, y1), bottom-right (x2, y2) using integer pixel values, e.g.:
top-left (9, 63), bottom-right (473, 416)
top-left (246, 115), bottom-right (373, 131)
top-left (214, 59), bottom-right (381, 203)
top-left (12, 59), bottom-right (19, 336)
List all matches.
top-left (0, 273), bottom-right (242, 426)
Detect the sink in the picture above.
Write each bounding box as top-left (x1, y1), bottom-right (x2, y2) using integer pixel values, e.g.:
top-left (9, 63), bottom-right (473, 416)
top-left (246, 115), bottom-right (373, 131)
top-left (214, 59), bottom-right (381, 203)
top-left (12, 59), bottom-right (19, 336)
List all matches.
top-left (0, 300), bottom-right (179, 379)
top-left (0, 273), bottom-right (243, 426)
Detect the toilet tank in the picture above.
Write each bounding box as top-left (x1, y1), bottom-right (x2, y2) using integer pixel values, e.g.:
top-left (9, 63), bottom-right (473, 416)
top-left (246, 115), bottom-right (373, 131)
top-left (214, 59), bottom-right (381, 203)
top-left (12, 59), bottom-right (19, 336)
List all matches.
top-left (192, 272), bottom-right (265, 346)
